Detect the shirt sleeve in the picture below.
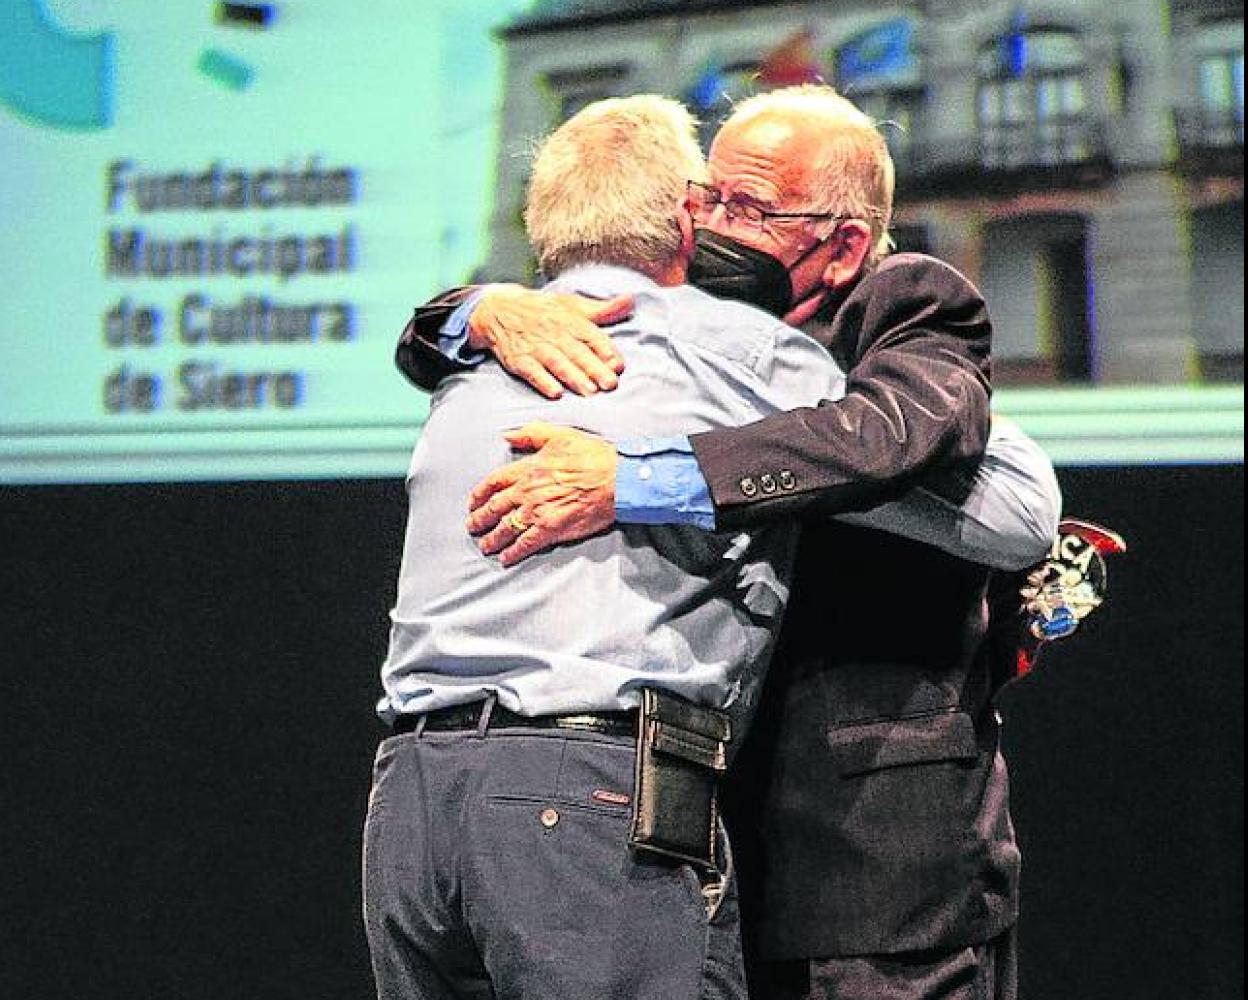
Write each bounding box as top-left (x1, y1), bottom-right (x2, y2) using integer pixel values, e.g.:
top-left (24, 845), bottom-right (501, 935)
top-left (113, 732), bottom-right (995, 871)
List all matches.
top-left (615, 437), bottom-right (716, 529)
top-left (437, 290), bottom-right (490, 366)
top-left (614, 324), bottom-right (844, 531)
top-left (838, 416), bottom-right (1062, 570)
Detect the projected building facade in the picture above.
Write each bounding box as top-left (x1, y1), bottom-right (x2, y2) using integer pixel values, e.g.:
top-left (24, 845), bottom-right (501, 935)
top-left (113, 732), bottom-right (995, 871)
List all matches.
top-left (484, 0), bottom-right (1245, 386)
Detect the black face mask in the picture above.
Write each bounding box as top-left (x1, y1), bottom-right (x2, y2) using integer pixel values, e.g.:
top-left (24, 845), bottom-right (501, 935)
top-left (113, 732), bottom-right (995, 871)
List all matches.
top-left (689, 228), bottom-right (838, 319)
top-left (688, 229), bottom-right (795, 318)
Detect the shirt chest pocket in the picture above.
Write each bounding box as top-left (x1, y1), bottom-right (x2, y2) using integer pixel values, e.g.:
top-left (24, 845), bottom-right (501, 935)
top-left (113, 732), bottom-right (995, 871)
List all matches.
top-left (826, 710), bottom-right (980, 778)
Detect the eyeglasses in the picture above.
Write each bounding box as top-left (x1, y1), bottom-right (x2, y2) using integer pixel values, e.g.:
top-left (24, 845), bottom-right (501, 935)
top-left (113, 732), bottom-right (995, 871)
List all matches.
top-left (686, 180), bottom-right (845, 229)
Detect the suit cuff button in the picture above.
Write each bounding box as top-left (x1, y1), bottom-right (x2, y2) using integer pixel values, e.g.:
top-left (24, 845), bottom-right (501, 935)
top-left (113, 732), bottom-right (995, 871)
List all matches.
top-left (739, 477), bottom-right (759, 498)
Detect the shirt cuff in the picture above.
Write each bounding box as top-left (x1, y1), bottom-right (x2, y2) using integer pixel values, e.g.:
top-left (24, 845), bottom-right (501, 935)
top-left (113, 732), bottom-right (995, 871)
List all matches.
top-left (615, 437), bottom-right (716, 530)
top-left (437, 290), bottom-right (489, 366)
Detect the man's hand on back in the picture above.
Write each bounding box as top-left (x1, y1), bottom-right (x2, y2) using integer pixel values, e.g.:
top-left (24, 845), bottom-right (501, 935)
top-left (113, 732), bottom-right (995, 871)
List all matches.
top-left (468, 287), bottom-right (633, 399)
top-left (466, 423), bottom-right (619, 566)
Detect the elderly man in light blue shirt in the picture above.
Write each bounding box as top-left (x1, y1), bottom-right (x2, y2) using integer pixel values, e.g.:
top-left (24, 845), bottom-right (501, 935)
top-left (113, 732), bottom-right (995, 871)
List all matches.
top-left (363, 95), bottom-right (1058, 1000)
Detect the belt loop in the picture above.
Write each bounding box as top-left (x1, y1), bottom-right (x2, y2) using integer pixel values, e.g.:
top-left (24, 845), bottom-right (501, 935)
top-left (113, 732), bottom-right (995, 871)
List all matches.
top-left (413, 714), bottom-right (428, 740)
top-left (475, 694), bottom-right (498, 739)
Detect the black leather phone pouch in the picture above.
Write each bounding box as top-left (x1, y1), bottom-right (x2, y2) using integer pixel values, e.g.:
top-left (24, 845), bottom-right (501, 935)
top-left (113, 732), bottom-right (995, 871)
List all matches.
top-left (629, 689), bottom-right (732, 870)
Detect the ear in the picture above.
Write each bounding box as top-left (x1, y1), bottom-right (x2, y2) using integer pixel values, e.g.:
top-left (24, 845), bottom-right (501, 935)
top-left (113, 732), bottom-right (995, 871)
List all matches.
top-left (676, 195), bottom-right (697, 261)
top-left (821, 220), bottom-right (872, 293)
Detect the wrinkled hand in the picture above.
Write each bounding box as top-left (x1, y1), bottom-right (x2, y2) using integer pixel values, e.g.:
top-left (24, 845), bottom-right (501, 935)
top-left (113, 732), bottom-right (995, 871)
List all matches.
top-left (468, 287), bottom-right (633, 399)
top-left (466, 423), bottom-right (618, 567)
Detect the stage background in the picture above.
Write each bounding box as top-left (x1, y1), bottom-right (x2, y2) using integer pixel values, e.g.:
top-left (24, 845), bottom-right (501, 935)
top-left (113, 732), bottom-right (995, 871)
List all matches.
top-left (2, 2), bottom-right (1244, 998)
top-left (0, 466), bottom-right (1242, 1000)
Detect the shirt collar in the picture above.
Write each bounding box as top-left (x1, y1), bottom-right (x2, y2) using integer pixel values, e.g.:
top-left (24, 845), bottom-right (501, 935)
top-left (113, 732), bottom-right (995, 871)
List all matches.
top-left (543, 264), bottom-right (663, 300)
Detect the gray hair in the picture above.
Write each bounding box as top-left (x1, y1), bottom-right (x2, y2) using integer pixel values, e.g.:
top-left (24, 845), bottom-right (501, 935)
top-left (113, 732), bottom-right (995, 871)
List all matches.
top-left (525, 95), bottom-right (707, 279)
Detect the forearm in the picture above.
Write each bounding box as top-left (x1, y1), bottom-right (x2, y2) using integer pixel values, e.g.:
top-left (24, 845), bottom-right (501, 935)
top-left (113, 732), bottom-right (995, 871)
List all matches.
top-left (690, 348), bottom-right (990, 530)
top-left (839, 418), bottom-right (1060, 570)
top-left (618, 416), bottom-right (1057, 573)
top-left (691, 254), bottom-right (993, 530)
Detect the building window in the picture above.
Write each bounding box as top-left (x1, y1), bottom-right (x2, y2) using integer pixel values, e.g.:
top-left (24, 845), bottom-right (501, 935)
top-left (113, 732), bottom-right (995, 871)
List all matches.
top-left (545, 65), bottom-right (631, 124)
top-left (1192, 200), bottom-right (1245, 382)
top-left (888, 222), bottom-right (933, 256)
top-left (981, 213), bottom-right (1095, 384)
top-left (977, 28), bottom-right (1094, 168)
top-left (1197, 20), bottom-right (1245, 146)
top-left (836, 18), bottom-right (923, 171)
top-left (850, 91), bottom-right (925, 172)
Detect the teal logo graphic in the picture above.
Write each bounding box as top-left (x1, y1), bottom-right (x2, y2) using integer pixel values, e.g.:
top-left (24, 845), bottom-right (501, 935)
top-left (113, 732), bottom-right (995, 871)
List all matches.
top-left (0, 0), bottom-right (114, 130)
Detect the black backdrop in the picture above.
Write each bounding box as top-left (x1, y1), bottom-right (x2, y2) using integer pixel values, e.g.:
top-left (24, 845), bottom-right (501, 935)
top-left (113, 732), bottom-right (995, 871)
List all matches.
top-left (1, 465), bottom-right (1242, 1000)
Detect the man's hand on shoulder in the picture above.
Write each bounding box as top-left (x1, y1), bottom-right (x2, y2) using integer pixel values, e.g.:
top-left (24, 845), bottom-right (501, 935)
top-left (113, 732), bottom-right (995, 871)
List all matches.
top-left (468, 287), bottom-right (633, 399)
top-left (466, 423), bottom-right (619, 566)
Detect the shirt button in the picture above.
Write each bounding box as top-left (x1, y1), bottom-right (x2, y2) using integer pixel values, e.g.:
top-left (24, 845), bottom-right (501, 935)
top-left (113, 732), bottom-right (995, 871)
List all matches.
top-left (760, 474), bottom-right (778, 494)
top-left (739, 477), bottom-right (759, 498)
top-left (780, 470), bottom-right (797, 490)
top-left (637, 464), bottom-right (653, 482)
top-left (540, 808), bottom-right (560, 829)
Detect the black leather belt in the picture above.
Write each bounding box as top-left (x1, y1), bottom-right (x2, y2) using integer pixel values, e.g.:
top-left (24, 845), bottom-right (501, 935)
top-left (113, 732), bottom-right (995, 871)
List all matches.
top-left (393, 702), bottom-right (637, 738)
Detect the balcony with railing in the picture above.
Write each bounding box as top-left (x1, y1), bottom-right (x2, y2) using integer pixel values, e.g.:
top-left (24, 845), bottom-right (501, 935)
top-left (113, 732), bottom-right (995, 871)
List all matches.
top-left (896, 119), bottom-right (1114, 197)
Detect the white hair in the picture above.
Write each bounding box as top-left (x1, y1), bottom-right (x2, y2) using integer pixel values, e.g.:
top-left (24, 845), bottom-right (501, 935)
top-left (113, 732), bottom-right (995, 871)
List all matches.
top-left (726, 85), bottom-right (896, 264)
top-left (525, 95), bottom-right (707, 279)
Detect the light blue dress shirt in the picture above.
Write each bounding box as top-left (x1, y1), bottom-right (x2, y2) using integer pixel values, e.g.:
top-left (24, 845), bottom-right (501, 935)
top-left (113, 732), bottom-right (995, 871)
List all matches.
top-left (383, 266), bottom-right (841, 725)
top-left (388, 266), bottom-right (1059, 725)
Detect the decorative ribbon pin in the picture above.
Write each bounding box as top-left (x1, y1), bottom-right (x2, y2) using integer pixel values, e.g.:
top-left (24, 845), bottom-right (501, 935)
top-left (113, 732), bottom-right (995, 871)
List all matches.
top-left (1016, 518), bottom-right (1128, 676)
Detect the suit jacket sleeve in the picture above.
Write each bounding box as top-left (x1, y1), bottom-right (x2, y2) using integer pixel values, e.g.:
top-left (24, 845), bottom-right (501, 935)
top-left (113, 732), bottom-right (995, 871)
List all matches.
top-left (394, 286), bottom-right (481, 392)
top-left (689, 255), bottom-right (992, 531)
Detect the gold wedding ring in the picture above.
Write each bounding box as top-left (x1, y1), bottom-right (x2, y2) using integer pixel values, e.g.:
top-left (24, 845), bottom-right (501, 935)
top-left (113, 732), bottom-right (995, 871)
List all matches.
top-left (505, 511), bottom-right (531, 534)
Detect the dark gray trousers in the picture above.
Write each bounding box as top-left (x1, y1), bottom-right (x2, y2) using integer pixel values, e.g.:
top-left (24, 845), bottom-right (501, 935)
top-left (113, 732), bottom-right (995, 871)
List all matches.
top-left (750, 929), bottom-right (1018, 1000)
top-left (362, 725), bottom-right (746, 1000)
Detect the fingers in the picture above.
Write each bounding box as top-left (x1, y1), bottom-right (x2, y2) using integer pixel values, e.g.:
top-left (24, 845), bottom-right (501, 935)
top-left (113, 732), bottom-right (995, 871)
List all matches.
top-left (581, 296), bottom-right (632, 375)
top-left (475, 290), bottom-right (630, 397)
top-left (544, 294), bottom-right (629, 390)
top-left (585, 294), bottom-right (635, 328)
top-left (510, 356), bottom-right (566, 400)
top-left (504, 336), bottom-right (618, 397)
top-left (467, 474), bottom-right (524, 532)
top-left (465, 424), bottom-right (617, 565)
top-left (476, 507), bottom-right (532, 555)
top-left (502, 422), bottom-right (566, 453)
top-left (467, 482), bottom-right (557, 564)
top-left (536, 341), bottom-right (616, 396)
top-left (498, 526), bottom-right (553, 567)
top-left (475, 516), bottom-right (559, 565)
top-left (573, 327), bottom-right (626, 381)
top-left (468, 425), bottom-right (570, 535)
top-left (491, 492), bottom-right (616, 567)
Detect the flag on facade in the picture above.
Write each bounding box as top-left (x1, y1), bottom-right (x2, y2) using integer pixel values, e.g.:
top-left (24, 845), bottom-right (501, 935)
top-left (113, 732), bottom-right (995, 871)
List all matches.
top-left (836, 18), bottom-right (919, 92)
top-left (759, 28), bottom-right (824, 87)
top-left (689, 61), bottom-right (729, 111)
top-left (1004, 7), bottom-right (1030, 78)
